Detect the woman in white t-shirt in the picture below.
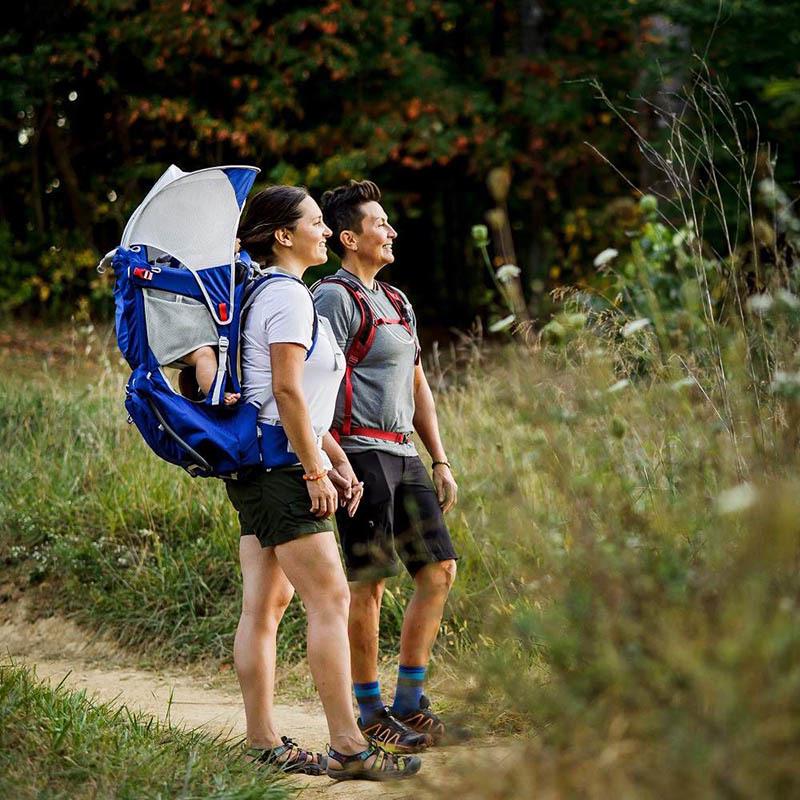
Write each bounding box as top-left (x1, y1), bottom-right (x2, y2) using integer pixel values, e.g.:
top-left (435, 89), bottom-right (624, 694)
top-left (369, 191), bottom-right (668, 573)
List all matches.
top-left (228, 186), bottom-right (421, 781)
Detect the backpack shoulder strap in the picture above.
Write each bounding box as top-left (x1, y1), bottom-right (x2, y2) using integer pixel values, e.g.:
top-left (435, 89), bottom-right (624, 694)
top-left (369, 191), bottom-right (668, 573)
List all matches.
top-left (313, 276), bottom-right (375, 360)
top-left (376, 281), bottom-right (412, 329)
top-left (376, 280), bottom-right (421, 364)
top-left (313, 276), bottom-right (376, 437)
top-left (242, 273), bottom-right (318, 360)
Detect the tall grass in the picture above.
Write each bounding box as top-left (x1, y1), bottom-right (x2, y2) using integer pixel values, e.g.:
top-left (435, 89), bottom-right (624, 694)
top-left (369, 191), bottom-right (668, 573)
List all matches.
top-left (0, 356), bottom-right (307, 664)
top-left (0, 663), bottom-right (288, 799)
top-left (0, 332), bottom-right (499, 664)
top-left (439, 69), bottom-right (800, 797)
top-left (437, 337), bottom-right (800, 796)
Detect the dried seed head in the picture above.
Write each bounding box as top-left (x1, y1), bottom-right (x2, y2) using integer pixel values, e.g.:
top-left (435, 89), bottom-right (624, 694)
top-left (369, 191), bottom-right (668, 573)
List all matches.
top-left (487, 166), bottom-right (512, 203)
top-left (485, 208), bottom-right (507, 231)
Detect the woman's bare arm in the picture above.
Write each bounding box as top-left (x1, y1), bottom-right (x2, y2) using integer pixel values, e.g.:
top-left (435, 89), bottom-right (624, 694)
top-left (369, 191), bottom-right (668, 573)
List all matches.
top-left (271, 342), bottom-right (337, 517)
top-left (270, 342), bottom-right (325, 474)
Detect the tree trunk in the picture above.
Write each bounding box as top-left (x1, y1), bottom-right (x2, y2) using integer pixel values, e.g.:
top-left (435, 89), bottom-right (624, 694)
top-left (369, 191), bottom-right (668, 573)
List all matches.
top-left (30, 122), bottom-right (45, 234)
top-left (112, 94), bottom-right (137, 204)
top-left (521, 1), bottom-right (547, 307)
top-left (637, 15), bottom-right (690, 192)
top-left (519, 0), bottom-right (545, 57)
top-left (44, 102), bottom-right (94, 246)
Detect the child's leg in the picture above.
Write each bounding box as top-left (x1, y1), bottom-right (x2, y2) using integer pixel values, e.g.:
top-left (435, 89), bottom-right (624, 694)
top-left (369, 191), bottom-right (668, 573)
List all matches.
top-left (184, 346), bottom-right (217, 397)
top-left (184, 346), bottom-right (240, 404)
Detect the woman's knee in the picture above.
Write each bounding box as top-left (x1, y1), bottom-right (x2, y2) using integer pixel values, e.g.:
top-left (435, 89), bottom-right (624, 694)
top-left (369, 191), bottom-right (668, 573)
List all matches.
top-left (304, 575), bottom-right (350, 620)
top-left (241, 584), bottom-right (294, 629)
top-left (415, 559), bottom-right (457, 595)
top-left (349, 579), bottom-right (385, 609)
top-left (327, 576), bottom-right (351, 614)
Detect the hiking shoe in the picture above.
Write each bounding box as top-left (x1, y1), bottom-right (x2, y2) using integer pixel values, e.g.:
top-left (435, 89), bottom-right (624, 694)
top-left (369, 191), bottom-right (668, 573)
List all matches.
top-left (393, 695), bottom-right (470, 746)
top-left (326, 742), bottom-right (421, 782)
top-left (357, 707), bottom-right (430, 753)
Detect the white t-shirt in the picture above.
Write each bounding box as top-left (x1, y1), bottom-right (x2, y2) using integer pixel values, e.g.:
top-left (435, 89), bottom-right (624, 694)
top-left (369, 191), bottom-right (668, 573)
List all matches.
top-left (239, 273), bottom-right (346, 466)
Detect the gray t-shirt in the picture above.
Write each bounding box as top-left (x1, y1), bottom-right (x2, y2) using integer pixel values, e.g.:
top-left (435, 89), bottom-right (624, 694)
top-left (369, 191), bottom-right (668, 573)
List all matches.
top-left (312, 268), bottom-right (420, 456)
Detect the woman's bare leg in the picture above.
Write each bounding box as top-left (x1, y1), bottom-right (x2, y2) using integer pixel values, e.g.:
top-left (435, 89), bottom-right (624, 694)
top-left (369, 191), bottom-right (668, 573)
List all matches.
top-left (274, 531), bottom-right (367, 755)
top-left (235, 535), bottom-right (294, 748)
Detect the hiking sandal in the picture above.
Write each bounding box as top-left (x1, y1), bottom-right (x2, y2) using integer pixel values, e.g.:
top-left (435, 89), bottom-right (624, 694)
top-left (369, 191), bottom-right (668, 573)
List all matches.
top-left (326, 742), bottom-right (421, 782)
top-left (247, 736), bottom-right (327, 776)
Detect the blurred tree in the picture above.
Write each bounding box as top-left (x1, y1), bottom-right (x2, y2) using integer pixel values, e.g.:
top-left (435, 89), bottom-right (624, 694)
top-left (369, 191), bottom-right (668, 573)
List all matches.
top-left (1, 0), bottom-right (798, 323)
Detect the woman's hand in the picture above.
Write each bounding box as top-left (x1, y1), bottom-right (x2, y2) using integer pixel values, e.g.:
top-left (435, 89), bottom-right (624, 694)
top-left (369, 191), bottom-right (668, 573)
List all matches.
top-left (328, 460), bottom-right (364, 518)
top-left (306, 474), bottom-right (339, 518)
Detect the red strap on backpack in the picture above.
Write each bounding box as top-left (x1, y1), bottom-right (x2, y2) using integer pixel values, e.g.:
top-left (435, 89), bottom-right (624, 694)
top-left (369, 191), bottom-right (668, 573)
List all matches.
top-left (318, 277), bottom-right (419, 441)
top-left (330, 427), bottom-right (410, 444)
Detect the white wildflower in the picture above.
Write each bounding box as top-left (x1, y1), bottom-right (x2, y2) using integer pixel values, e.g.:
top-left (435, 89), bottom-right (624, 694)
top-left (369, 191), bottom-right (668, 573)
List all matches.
top-left (770, 370), bottom-right (800, 393)
top-left (771, 370), bottom-right (790, 385)
top-left (747, 293), bottom-right (773, 315)
top-left (496, 264), bottom-right (521, 282)
top-left (622, 317), bottom-right (651, 337)
top-left (607, 379), bottom-right (630, 394)
top-left (670, 376), bottom-right (697, 391)
top-left (776, 289), bottom-right (800, 310)
top-left (593, 248), bottom-right (619, 267)
top-left (716, 483), bottom-right (757, 515)
top-left (489, 314), bottom-right (516, 333)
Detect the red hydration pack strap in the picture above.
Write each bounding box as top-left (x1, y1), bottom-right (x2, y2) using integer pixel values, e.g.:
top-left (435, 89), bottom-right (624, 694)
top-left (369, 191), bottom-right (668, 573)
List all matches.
top-left (330, 427), bottom-right (411, 444)
top-left (317, 276), bottom-right (419, 441)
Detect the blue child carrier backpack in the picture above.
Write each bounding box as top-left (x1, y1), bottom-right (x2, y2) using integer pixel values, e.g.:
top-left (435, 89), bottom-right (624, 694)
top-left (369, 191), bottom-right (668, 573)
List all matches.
top-left (101, 164), bottom-right (317, 478)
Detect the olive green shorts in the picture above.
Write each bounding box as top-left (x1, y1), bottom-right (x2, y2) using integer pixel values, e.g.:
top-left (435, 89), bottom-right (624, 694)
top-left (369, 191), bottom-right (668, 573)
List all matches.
top-left (224, 466), bottom-right (334, 548)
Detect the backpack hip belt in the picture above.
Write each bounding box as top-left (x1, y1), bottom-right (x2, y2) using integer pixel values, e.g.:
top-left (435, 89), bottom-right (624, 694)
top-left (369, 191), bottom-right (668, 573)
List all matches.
top-left (330, 427), bottom-right (412, 445)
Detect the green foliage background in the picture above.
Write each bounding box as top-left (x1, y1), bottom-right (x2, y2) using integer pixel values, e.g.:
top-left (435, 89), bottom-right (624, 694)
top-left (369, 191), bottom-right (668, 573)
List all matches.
top-left (2, 1), bottom-right (799, 324)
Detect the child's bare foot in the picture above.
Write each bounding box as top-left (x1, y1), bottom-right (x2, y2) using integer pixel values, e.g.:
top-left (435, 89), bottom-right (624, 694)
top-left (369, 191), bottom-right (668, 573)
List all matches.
top-left (223, 392), bottom-right (241, 406)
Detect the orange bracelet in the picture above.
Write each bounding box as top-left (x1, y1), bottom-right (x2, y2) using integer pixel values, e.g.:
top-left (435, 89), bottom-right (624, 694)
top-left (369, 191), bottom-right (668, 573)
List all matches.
top-left (302, 469), bottom-right (328, 482)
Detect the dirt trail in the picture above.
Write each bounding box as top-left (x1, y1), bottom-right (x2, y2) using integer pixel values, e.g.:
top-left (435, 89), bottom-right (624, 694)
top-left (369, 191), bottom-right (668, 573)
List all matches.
top-left (1, 601), bottom-right (513, 798)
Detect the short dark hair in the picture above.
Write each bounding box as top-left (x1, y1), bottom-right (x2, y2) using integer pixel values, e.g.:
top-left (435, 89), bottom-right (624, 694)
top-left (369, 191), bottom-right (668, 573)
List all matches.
top-left (320, 179), bottom-right (382, 258)
top-left (237, 185), bottom-right (308, 263)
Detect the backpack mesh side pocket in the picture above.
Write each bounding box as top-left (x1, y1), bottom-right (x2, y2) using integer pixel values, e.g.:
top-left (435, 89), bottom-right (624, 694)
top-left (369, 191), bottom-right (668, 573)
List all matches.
top-left (142, 288), bottom-right (219, 367)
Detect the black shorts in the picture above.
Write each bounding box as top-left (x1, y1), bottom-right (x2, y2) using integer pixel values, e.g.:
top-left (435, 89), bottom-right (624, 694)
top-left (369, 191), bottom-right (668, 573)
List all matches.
top-left (336, 451), bottom-right (458, 581)
top-left (225, 466), bottom-right (334, 548)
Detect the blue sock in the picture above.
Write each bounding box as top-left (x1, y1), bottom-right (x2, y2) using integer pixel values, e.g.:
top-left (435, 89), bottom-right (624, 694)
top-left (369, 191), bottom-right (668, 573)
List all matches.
top-left (354, 681), bottom-right (384, 723)
top-left (391, 665), bottom-right (426, 716)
